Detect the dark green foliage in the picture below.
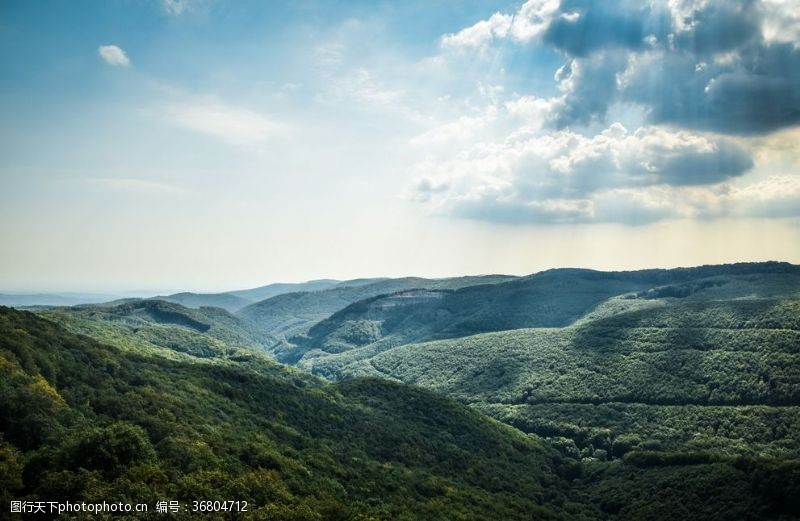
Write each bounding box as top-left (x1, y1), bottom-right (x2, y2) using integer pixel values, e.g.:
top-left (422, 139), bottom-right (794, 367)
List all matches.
top-left (294, 266), bottom-right (800, 519)
top-left (70, 422), bottom-right (157, 477)
top-left (0, 306), bottom-right (575, 520)
top-left (293, 263), bottom-right (800, 367)
top-left (39, 299), bottom-right (265, 358)
top-left (311, 300), bottom-right (800, 409)
top-left (4, 261), bottom-right (800, 520)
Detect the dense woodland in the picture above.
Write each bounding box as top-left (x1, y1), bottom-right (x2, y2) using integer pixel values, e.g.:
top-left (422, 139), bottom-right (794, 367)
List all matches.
top-left (0, 307), bottom-right (580, 520)
top-left (2, 262), bottom-right (800, 519)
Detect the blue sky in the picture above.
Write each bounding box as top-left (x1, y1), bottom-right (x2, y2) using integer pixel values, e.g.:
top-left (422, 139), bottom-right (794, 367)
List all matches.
top-left (1, 0), bottom-right (799, 292)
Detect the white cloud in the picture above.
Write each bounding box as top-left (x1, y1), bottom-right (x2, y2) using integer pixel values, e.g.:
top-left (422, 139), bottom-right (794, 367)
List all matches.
top-left (422, 176), bottom-right (800, 225)
top-left (410, 120), bottom-right (759, 224)
top-left (510, 0), bottom-right (561, 41)
top-left (505, 95), bottom-right (556, 121)
top-left (440, 13), bottom-right (513, 50)
top-left (409, 94), bottom-right (558, 152)
top-left (440, 0), bottom-right (559, 51)
top-left (760, 0), bottom-right (800, 47)
top-left (97, 45), bottom-right (130, 67)
top-left (721, 176), bottom-right (800, 218)
top-left (160, 100), bottom-right (281, 146)
top-left (416, 122), bottom-right (750, 190)
top-left (440, 0), bottom-right (800, 134)
top-left (410, 110), bottom-right (497, 149)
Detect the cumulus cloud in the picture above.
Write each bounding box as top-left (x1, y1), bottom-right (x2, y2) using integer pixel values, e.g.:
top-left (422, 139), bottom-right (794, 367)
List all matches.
top-left (761, 0), bottom-right (800, 45)
top-left (440, 13), bottom-right (514, 50)
top-left (442, 184), bottom-right (694, 225)
top-left (410, 121), bottom-right (759, 224)
top-left (440, 0), bottom-right (559, 51)
top-left (425, 176), bottom-right (800, 225)
top-left (443, 0), bottom-right (800, 135)
top-left (417, 122), bottom-right (751, 193)
top-left (160, 100), bottom-right (281, 146)
top-left (716, 176), bottom-right (800, 218)
top-left (621, 41), bottom-right (800, 134)
top-left (410, 0), bottom-right (800, 226)
top-left (97, 45), bottom-right (130, 67)
top-left (542, 0), bottom-right (655, 57)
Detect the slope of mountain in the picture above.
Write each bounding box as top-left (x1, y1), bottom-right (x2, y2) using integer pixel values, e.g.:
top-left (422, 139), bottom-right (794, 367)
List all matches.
top-left (227, 279), bottom-right (345, 301)
top-left (152, 280), bottom-right (351, 313)
top-left (158, 292), bottom-right (254, 312)
top-left (4, 262), bottom-right (800, 519)
top-left (39, 300), bottom-right (265, 358)
top-left (294, 262), bottom-right (800, 366)
top-left (298, 291), bottom-right (800, 518)
top-left (236, 275), bottom-right (517, 362)
top-left (0, 306), bottom-right (582, 520)
top-left (2, 298), bottom-right (798, 519)
top-left (308, 296), bottom-right (800, 458)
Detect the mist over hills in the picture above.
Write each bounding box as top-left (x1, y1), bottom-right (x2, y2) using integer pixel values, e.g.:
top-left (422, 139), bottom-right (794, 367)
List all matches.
top-left (3, 261), bottom-right (800, 519)
top-left (1, 278), bottom-right (390, 313)
top-left (0, 292), bottom-right (132, 308)
top-left (156, 279), bottom-right (366, 312)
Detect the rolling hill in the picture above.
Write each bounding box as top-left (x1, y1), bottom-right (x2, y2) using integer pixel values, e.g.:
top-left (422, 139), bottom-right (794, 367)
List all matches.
top-left (295, 285), bottom-right (800, 518)
top-left (235, 275), bottom-right (517, 362)
top-left (4, 262), bottom-right (800, 519)
top-left (292, 262), bottom-right (800, 366)
top-left (157, 292), bottom-right (254, 312)
top-left (227, 279), bottom-right (349, 301)
top-left (3, 292), bottom-right (799, 518)
top-left (0, 305), bottom-right (584, 520)
top-left (155, 279), bottom-right (358, 312)
top-left (39, 299), bottom-right (265, 359)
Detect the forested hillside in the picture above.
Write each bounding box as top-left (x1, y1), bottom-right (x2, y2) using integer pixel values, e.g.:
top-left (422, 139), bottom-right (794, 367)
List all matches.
top-left (0, 306), bottom-right (583, 520)
top-left (302, 296), bottom-right (800, 518)
top-left (236, 275), bottom-right (515, 362)
top-left (4, 262), bottom-right (800, 519)
top-left (155, 279), bottom-right (352, 312)
top-left (39, 300), bottom-right (265, 359)
top-left (310, 294), bottom-right (800, 446)
top-left (292, 263), bottom-right (800, 366)
top-left (283, 263), bottom-right (800, 518)
top-left (157, 292), bottom-right (254, 313)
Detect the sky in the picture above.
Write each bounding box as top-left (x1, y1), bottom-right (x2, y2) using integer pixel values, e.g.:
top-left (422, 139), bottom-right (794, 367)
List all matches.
top-left (1, 0), bottom-right (800, 293)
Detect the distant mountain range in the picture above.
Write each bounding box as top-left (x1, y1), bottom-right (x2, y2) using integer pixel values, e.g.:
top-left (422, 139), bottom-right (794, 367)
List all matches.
top-left (0, 292), bottom-right (131, 308)
top-left (155, 278), bottom-right (391, 312)
top-left (0, 278), bottom-right (386, 311)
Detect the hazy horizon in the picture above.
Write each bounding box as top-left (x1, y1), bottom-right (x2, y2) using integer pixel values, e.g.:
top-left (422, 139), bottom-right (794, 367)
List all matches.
top-left (2, 0), bottom-right (799, 292)
top-left (2, 257), bottom-right (797, 295)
